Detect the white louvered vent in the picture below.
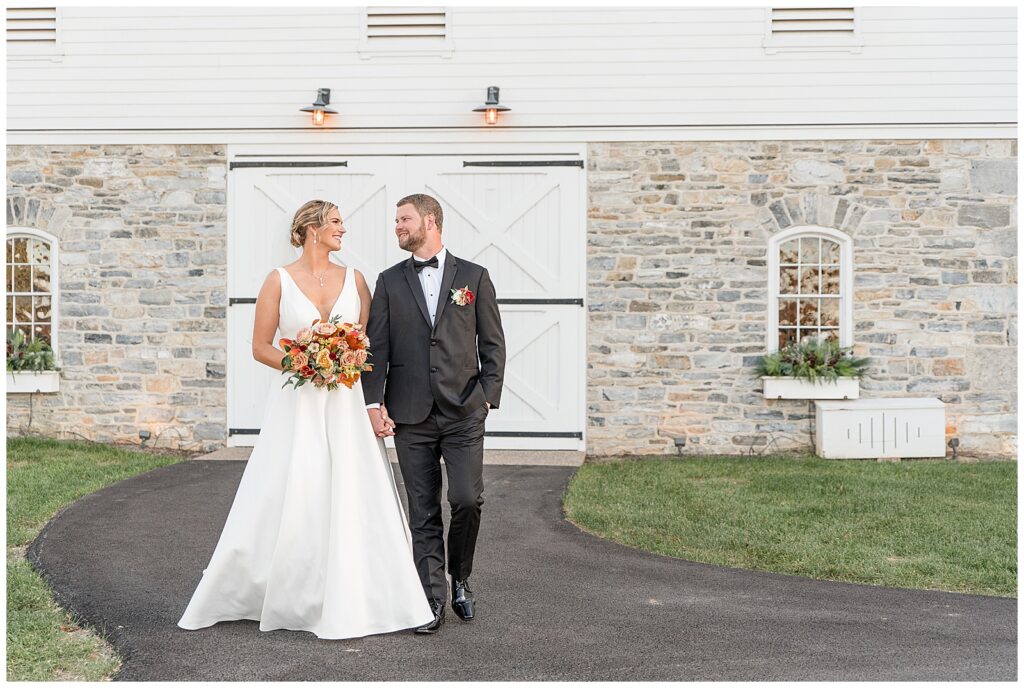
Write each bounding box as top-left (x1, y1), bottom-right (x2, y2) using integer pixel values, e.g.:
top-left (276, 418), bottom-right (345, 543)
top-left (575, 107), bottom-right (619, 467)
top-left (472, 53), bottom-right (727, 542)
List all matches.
top-left (7, 6), bottom-right (57, 43)
top-left (764, 6), bottom-right (860, 53)
top-left (770, 7), bottom-right (855, 39)
top-left (366, 7), bottom-right (447, 42)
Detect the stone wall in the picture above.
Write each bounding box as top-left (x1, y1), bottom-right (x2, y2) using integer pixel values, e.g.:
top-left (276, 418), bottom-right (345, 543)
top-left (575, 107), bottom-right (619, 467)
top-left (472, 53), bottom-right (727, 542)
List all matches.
top-left (587, 139), bottom-right (1017, 459)
top-left (7, 140), bottom-right (1017, 459)
top-left (7, 145), bottom-right (228, 452)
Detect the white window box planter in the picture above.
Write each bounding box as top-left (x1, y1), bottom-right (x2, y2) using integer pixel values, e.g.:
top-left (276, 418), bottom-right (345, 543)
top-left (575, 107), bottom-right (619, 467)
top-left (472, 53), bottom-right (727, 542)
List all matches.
top-left (7, 370), bottom-right (60, 394)
top-left (762, 376), bottom-right (859, 400)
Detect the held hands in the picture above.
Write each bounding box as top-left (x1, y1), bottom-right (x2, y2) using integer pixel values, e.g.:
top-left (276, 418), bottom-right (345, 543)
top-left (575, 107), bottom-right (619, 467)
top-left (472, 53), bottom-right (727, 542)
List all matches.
top-left (367, 405), bottom-right (396, 438)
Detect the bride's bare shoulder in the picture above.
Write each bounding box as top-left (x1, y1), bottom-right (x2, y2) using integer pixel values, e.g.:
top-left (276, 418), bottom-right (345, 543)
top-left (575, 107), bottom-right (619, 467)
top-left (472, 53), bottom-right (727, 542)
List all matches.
top-left (259, 267), bottom-right (283, 292)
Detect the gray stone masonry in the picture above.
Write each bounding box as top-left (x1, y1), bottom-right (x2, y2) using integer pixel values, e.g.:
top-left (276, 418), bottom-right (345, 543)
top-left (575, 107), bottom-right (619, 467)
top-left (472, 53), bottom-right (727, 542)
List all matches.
top-left (7, 140), bottom-right (1017, 459)
top-left (7, 145), bottom-right (227, 452)
top-left (587, 140), bottom-right (1016, 459)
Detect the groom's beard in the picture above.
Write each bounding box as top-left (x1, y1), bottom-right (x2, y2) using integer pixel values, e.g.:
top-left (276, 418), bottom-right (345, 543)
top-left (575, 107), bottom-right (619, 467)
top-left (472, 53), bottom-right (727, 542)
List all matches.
top-left (398, 221), bottom-right (427, 252)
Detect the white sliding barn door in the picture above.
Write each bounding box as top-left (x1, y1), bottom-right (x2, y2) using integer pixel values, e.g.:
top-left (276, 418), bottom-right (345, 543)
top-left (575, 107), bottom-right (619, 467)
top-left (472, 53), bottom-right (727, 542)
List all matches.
top-left (408, 157), bottom-right (585, 449)
top-left (227, 154), bottom-right (585, 450)
top-left (226, 159), bottom-right (403, 445)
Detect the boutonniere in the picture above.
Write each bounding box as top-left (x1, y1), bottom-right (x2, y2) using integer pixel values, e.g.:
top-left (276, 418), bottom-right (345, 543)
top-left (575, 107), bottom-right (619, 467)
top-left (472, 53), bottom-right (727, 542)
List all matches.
top-left (450, 285), bottom-right (475, 306)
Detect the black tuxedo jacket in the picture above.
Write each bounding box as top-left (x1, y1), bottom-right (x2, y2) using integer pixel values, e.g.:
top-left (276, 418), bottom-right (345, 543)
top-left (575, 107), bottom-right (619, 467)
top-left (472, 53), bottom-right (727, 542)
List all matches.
top-left (361, 251), bottom-right (506, 425)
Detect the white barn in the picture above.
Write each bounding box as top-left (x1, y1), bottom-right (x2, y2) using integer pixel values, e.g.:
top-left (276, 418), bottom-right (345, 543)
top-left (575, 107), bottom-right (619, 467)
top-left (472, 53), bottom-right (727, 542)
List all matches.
top-left (6, 5), bottom-right (1017, 458)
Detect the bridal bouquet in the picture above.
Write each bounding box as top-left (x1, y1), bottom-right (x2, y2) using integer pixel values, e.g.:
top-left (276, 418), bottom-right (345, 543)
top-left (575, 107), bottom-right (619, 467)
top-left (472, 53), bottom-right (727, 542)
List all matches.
top-left (279, 315), bottom-right (373, 390)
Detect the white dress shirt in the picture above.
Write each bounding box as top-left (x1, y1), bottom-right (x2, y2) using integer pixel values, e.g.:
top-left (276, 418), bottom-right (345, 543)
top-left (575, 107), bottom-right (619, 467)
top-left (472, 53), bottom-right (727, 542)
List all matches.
top-left (417, 246), bottom-right (446, 326)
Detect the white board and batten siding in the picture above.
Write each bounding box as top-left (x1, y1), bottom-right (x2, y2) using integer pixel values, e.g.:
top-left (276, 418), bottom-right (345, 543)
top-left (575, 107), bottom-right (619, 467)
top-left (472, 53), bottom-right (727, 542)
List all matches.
top-left (6, 5), bottom-right (1016, 142)
top-left (227, 151), bottom-right (587, 450)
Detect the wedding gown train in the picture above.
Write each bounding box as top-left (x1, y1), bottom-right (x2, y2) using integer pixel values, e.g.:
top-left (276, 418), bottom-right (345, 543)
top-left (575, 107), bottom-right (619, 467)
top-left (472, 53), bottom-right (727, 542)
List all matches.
top-left (178, 266), bottom-right (434, 639)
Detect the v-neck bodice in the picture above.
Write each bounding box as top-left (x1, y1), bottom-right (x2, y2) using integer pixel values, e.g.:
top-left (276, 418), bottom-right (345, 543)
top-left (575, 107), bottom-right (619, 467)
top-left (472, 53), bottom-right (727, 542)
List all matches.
top-left (276, 266), bottom-right (359, 339)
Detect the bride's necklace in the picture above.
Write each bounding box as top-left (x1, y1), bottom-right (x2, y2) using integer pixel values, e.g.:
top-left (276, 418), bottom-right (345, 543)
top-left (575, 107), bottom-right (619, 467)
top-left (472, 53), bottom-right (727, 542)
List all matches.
top-left (297, 264), bottom-right (329, 287)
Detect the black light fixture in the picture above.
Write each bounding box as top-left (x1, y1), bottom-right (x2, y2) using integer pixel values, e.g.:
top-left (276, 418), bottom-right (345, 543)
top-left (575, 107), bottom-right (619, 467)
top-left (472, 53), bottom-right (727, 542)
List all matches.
top-left (472, 86), bottom-right (510, 125)
top-left (300, 88), bottom-right (337, 126)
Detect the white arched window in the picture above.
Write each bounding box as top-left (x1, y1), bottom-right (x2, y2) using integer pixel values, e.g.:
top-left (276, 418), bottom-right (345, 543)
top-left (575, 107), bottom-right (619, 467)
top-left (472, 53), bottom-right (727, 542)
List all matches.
top-left (6, 227), bottom-right (59, 354)
top-left (766, 225), bottom-right (853, 352)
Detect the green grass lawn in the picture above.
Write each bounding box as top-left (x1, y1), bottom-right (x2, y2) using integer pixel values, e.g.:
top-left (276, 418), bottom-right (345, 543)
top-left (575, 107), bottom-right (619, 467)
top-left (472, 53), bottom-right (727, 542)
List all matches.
top-left (564, 455), bottom-right (1017, 597)
top-left (7, 437), bottom-right (188, 681)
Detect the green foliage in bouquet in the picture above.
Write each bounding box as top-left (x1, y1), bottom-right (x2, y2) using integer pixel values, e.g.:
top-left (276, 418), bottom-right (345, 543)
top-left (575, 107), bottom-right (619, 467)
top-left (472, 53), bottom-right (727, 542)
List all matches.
top-left (754, 337), bottom-right (869, 383)
top-left (7, 329), bottom-right (58, 374)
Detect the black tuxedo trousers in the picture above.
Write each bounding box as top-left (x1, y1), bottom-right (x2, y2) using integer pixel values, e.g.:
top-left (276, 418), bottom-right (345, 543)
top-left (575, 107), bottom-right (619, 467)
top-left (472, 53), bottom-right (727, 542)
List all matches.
top-left (361, 252), bottom-right (505, 605)
top-left (395, 403), bottom-right (487, 604)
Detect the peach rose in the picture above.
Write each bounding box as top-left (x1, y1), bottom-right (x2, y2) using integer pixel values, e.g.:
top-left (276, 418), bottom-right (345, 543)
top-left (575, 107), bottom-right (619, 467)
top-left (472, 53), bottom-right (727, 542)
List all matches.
top-left (290, 352), bottom-right (309, 371)
top-left (296, 327), bottom-right (313, 344)
top-left (354, 349), bottom-right (368, 365)
top-left (341, 350), bottom-right (358, 366)
top-left (315, 322), bottom-right (338, 336)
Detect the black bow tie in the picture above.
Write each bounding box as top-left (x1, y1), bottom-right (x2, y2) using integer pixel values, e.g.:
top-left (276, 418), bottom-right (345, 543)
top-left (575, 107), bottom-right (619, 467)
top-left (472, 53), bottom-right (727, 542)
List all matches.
top-left (413, 256), bottom-right (439, 273)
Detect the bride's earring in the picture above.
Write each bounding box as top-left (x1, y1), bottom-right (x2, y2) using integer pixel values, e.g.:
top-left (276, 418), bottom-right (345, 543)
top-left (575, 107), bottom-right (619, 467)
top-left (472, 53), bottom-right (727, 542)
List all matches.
top-left (313, 231), bottom-right (319, 245)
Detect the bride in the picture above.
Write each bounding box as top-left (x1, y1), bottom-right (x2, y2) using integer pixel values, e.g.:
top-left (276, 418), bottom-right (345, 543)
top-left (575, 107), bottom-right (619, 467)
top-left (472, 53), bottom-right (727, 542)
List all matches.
top-left (178, 199), bottom-right (434, 638)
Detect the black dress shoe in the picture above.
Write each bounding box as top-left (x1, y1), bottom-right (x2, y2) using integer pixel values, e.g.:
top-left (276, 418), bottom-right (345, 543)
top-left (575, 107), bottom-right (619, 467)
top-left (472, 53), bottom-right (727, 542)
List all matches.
top-left (451, 579), bottom-right (475, 621)
top-left (415, 600), bottom-right (445, 634)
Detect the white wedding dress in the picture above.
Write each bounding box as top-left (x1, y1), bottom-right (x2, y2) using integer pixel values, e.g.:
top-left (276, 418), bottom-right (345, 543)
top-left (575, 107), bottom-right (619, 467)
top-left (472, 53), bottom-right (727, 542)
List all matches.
top-left (178, 266), bottom-right (434, 639)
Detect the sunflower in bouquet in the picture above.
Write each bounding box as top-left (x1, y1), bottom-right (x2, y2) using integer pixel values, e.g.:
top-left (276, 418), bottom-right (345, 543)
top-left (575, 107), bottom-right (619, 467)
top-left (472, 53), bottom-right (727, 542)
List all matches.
top-left (279, 315), bottom-right (372, 390)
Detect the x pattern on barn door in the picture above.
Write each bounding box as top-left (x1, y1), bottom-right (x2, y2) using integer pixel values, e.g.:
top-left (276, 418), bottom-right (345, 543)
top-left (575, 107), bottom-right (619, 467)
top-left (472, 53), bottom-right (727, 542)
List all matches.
top-left (412, 158), bottom-right (584, 441)
top-left (228, 156), bottom-right (584, 449)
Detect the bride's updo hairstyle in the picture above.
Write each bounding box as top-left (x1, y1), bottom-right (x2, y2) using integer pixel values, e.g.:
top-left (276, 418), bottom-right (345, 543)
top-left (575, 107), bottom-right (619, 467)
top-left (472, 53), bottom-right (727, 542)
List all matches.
top-left (290, 199), bottom-right (338, 248)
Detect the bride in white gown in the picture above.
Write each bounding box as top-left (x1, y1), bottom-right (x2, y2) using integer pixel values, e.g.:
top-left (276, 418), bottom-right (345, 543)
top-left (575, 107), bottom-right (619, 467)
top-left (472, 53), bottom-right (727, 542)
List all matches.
top-left (178, 200), bottom-right (434, 639)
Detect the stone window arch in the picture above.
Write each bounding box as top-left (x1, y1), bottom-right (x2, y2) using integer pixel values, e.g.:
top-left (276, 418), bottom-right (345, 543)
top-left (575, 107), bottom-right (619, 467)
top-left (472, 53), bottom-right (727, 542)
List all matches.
top-left (6, 226), bottom-right (59, 354)
top-left (766, 225), bottom-right (853, 352)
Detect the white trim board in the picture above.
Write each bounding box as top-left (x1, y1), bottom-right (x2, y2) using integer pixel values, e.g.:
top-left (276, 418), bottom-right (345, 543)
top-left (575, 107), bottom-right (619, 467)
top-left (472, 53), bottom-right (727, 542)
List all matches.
top-left (227, 142), bottom-right (588, 158)
top-left (6, 124), bottom-right (1016, 147)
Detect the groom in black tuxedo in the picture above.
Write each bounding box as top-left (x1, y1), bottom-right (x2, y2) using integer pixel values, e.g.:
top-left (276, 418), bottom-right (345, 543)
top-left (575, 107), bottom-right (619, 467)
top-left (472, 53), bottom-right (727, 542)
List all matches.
top-left (362, 194), bottom-right (506, 634)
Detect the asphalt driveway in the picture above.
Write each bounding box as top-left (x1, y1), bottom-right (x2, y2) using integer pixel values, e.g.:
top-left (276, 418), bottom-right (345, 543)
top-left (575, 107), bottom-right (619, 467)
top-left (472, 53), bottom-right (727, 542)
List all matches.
top-left (27, 460), bottom-right (1017, 680)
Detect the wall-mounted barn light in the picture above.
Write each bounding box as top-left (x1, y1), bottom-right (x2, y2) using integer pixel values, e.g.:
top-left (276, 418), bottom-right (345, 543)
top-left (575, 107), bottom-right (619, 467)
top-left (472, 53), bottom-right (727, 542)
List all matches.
top-left (300, 88), bottom-right (337, 126)
top-left (472, 86), bottom-right (510, 125)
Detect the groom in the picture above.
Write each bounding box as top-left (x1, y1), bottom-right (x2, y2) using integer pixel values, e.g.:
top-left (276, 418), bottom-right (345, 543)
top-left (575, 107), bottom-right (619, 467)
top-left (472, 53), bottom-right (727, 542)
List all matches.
top-left (362, 193), bottom-right (506, 634)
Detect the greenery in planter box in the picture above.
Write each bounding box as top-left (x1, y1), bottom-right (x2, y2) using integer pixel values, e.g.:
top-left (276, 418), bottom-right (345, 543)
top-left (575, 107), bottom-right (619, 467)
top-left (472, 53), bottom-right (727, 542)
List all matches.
top-left (754, 338), bottom-right (868, 383)
top-left (7, 329), bottom-right (58, 375)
